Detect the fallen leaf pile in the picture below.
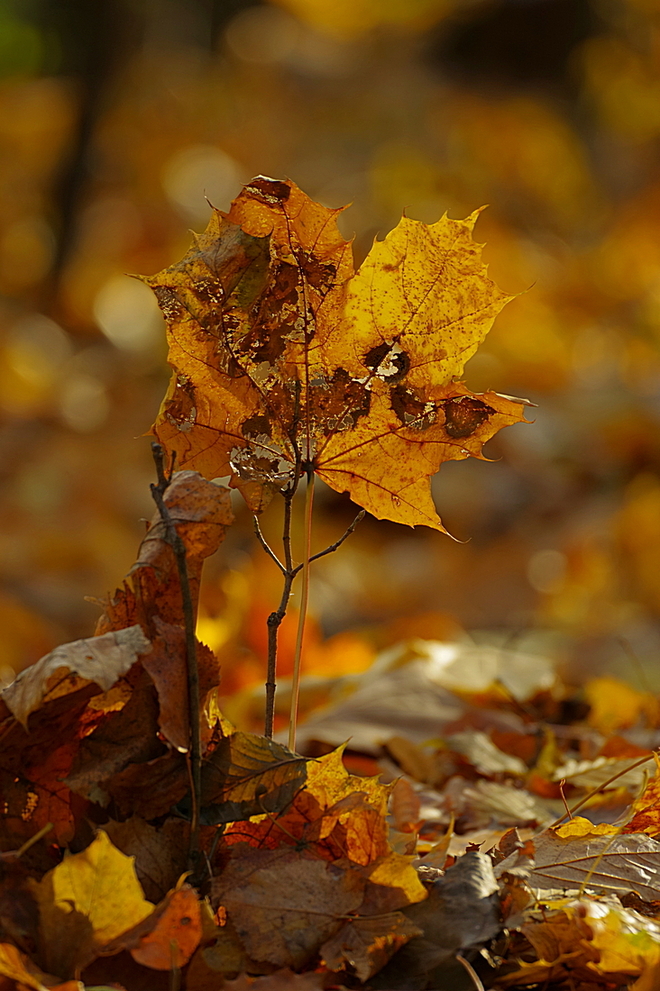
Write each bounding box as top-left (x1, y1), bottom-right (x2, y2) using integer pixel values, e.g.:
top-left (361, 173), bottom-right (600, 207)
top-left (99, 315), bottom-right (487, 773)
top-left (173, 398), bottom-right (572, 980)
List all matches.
top-left (3, 180), bottom-right (660, 991)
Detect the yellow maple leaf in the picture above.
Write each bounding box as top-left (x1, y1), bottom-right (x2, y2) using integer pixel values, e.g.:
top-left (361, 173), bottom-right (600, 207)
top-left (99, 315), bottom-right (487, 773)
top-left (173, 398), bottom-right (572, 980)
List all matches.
top-left (31, 830), bottom-right (153, 978)
top-left (148, 177), bottom-right (529, 531)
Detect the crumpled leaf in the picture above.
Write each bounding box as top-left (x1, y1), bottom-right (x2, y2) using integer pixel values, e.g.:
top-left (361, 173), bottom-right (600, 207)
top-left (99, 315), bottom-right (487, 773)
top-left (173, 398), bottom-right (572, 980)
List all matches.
top-left (503, 897), bottom-right (660, 991)
top-left (141, 621), bottom-right (220, 751)
top-left (63, 664), bottom-right (163, 804)
top-left (149, 177), bottom-right (528, 530)
top-left (97, 471), bottom-right (233, 636)
top-left (374, 851), bottom-right (501, 985)
top-left (320, 912), bottom-right (422, 980)
top-left (624, 757), bottom-right (660, 836)
top-left (1, 626), bottom-right (151, 728)
top-left (30, 830), bottom-right (153, 978)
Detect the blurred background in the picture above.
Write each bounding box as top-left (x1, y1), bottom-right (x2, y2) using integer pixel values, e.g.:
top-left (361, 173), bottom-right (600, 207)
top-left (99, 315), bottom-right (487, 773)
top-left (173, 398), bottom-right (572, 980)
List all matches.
top-left (2, 0), bottom-right (660, 715)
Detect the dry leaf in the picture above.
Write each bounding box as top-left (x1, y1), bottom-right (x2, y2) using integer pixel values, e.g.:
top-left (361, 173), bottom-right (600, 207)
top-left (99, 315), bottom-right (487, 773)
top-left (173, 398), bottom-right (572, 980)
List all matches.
top-left (197, 731), bottom-right (308, 823)
top-left (31, 831), bottom-right (153, 978)
top-left (212, 847), bottom-right (365, 968)
top-left (375, 851), bottom-right (500, 983)
top-left (528, 826), bottom-right (660, 900)
top-left (96, 471), bottom-right (233, 636)
top-left (129, 883), bottom-right (202, 970)
top-left (1, 626), bottom-right (150, 728)
top-left (103, 816), bottom-right (189, 903)
top-left (624, 758), bottom-right (660, 837)
top-left (0, 942), bottom-right (56, 991)
top-left (223, 971), bottom-right (328, 990)
top-left (149, 178), bottom-right (528, 530)
top-left (321, 912), bottom-right (422, 980)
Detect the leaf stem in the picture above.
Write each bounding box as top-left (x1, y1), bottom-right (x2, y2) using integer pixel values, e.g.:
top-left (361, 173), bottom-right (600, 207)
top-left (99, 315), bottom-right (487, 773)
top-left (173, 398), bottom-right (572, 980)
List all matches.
top-left (288, 472), bottom-right (315, 753)
top-left (150, 443), bottom-right (202, 867)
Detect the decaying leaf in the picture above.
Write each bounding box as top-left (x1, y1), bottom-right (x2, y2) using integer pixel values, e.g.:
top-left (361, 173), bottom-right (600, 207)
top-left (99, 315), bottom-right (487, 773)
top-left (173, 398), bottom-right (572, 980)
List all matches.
top-left (1, 626), bottom-right (151, 729)
top-left (625, 757), bottom-right (660, 836)
top-left (149, 177), bottom-right (529, 530)
top-left (141, 621), bottom-right (220, 751)
top-left (212, 847), bottom-right (365, 969)
top-left (321, 912), bottom-right (422, 980)
top-left (97, 471), bottom-right (233, 636)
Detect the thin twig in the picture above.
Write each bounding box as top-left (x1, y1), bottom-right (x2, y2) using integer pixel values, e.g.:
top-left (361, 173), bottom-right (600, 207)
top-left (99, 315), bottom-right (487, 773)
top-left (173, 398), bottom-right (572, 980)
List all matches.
top-left (150, 442), bottom-right (202, 867)
top-left (546, 750), bottom-right (657, 829)
top-left (262, 497), bottom-right (366, 739)
top-left (291, 509), bottom-right (365, 577)
top-left (264, 484), bottom-right (297, 738)
top-left (253, 515), bottom-right (286, 573)
top-left (1, 822), bottom-right (53, 861)
top-left (456, 953), bottom-right (486, 991)
top-left (288, 472), bottom-right (315, 753)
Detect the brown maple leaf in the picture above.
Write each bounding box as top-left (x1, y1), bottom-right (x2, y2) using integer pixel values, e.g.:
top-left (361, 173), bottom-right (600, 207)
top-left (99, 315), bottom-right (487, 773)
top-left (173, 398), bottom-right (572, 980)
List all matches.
top-left (147, 177), bottom-right (530, 531)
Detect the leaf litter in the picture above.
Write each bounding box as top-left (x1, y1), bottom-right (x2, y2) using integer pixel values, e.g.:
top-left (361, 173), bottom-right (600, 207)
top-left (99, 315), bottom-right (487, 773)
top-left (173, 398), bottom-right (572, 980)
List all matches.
top-left (2, 179), bottom-right (660, 990)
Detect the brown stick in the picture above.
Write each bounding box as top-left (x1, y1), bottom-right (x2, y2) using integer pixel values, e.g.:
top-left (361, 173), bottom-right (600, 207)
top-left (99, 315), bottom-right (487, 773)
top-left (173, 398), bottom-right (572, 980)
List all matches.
top-left (150, 443), bottom-right (202, 866)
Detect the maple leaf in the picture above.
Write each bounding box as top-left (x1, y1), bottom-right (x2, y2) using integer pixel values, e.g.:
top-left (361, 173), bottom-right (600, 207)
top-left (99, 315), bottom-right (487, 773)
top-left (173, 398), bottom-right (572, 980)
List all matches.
top-left (148, 177), bottom-right (529, 531)
top-left (523, 825), bottom-right (660, 901)
top-left (197, 730), bottom-right (308, 823)
top-left (30, 830), bottom-right (153, 978)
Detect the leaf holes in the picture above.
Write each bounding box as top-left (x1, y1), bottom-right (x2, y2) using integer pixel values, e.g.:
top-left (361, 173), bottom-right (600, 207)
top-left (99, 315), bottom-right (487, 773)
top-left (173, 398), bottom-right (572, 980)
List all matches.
top-left (363, 341), bottom-right (410, 383)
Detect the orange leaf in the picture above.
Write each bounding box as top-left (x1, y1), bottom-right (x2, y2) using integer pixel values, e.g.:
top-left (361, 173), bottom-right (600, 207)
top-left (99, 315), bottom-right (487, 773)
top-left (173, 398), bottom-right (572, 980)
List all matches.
top-left (148, 178), bottom-right (529, 530)
top-left (130, 884), bottom-right (202, 970)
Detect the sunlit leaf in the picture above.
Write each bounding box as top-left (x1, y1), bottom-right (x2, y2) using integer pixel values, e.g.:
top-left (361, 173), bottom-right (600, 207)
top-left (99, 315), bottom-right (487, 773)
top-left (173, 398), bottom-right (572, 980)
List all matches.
top-left (1, 626), bottom-right (150, 729)
top-left (31, 830), bottom-right (153, 978)
top-left (196, 731), bottom-right (308, 823)
top-left (149, 178), bottom-right (528, 530)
